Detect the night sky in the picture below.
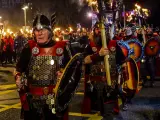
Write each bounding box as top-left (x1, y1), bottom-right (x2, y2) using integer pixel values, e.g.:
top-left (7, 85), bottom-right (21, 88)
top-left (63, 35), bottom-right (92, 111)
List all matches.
top-left (80, 0), bottom-right (160, 28)
top-left (0, 0), bottom-right (160, 29)
top-left (145, 0), bottom-right (160, 27)
top-left (128, 0), bottom-right (160, 27)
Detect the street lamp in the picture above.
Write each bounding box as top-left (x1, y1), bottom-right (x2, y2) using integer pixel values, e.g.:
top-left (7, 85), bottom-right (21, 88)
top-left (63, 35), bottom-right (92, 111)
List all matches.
top-left (0, 16), bottom-right (2, 23)
top-left (87, 12), bottom-right (93, 18)
top-left (0, 16), bottom-right (2, 41)
top-left (22, 5), bottom-right (28, 29)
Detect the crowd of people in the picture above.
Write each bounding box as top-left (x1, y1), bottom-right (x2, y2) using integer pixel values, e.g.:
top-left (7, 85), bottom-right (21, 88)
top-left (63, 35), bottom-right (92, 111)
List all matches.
top-left (0, 31), bottom-right (32, 65)
top-left (1, 13), bottom-right (158, 120)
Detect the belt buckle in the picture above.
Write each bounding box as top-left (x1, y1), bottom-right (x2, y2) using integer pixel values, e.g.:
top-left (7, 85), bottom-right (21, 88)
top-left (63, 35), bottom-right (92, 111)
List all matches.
top-left (43, 87), bottom-right (49, 95)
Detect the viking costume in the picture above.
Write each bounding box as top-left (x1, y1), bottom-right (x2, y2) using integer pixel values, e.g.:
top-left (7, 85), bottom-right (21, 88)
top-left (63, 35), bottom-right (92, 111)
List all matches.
top-left (118, 26), bottom-right (143, 109)
top-left (142, 36), bottom-right (160, 87)
top-left (81, 26), bottom-right (126, 119)
top-left (15, 15), bottom-right (71, 120)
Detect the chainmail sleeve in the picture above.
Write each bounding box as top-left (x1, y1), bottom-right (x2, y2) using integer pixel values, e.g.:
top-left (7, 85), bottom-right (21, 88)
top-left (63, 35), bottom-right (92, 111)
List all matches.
top-left (16, 43), bottom-right (31, 73)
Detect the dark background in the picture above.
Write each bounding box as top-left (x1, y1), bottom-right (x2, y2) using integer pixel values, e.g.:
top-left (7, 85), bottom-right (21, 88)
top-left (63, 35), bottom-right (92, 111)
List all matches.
top-left (0, 0), bottom-right (159, 30)
top-left (124, 0), bottom-right (160, 27)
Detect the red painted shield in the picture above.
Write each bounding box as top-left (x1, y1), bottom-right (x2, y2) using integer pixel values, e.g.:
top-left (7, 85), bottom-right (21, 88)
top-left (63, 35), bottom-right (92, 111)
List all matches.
top-left (144, 38), bottom-right (160, 56)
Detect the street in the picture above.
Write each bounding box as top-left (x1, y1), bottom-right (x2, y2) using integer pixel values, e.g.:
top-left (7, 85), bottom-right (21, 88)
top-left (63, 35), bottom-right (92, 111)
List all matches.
top-left (0, 65), bottom-right (160, 120)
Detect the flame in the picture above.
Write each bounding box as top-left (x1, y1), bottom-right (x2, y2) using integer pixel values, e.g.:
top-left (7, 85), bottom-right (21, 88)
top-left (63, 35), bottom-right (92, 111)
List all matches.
top-left (55, 37), bottom-right (60, 41)
top-left (7, 29), bottom-right (10, 33)
top-left (3, 32), bottom-right (6, 36)
top-left (86, 0), bottom-right (98, 12)
top-left (87, 0), bottom-right (97, 5)
top-left (135, 3), bottom-right (141, 10)
top-left (142, 8), bottom-right (148, 12)
top-left (69, 27), bottom-right (73, 32)
top-left (54, 27), bottom-right (61, 32)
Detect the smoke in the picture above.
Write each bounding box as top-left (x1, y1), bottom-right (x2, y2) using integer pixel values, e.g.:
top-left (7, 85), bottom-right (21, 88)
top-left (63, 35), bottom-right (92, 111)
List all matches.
top-left (69, 0), bottom-right (86, 12)
top-left (70, 0), bottom-right (85, 7)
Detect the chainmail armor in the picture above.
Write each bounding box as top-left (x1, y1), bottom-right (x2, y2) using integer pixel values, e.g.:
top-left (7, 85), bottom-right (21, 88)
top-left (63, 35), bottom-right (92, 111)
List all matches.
top-left (108, 51), bottom-right (117, 88)
top-left (28, 55), bottom-right (60, 86)
top-left (90, 51), bottom-right (117, 88)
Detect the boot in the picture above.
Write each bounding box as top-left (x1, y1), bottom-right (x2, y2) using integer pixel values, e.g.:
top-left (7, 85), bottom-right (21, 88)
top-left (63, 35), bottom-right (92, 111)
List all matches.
top-left (122, 103), bottom-right (128, 111)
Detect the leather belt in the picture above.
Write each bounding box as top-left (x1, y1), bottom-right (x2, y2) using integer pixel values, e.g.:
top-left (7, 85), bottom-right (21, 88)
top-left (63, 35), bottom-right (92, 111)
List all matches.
top-left (90, 72), bottom-right (106, 76)
top-left (89, 76), bottom-right (106, 82)
top-left (30, 80), bottom-right (56, 86)
top-left (29, 85), bottom-right (55, 96)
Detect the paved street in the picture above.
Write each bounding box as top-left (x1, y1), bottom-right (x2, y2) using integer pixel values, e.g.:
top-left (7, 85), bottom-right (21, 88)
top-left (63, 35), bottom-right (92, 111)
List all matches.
top-left (0, 65), bottom-right (160, 120)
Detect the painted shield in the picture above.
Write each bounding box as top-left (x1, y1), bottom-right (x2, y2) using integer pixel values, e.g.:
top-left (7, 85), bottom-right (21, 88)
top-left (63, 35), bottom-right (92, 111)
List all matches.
top-left (144, 38), bottom-right (160, 56)
top-left (126, 39), bottom-right (144, 62)
top-left (54, 53), bottom-right (83, 113)
top-left (121, 57), bottom-right (139, 92)
top-left (117, 40), bottom-right (131, 58)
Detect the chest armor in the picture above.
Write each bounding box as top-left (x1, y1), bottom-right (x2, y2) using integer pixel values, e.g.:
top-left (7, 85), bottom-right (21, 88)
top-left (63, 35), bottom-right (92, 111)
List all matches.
top-left (28, 47), bottom-right (61, 86)
top-left (90, 51), bottom-right (117, 87)
top-left (90, 61), bottom-right (105, 76)
top-left (109, 51), bottom-right (117, 88)
top-left (90, 46), bottom-right (103, 76)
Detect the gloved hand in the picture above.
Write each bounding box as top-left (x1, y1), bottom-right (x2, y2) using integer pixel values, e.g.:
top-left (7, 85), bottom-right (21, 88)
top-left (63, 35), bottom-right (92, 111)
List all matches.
top-left (15, 75), bottom-right (23, 90)
top-left (99, 48), bottom-right (109, 56)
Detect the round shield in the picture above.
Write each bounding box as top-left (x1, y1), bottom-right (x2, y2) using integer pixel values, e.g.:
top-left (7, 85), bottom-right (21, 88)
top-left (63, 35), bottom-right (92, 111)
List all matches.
top-left (117, 40), bottom-right (131, 58)
top-left (54, 53), bottom-right (83, 113)
top-left (144, 38), bottom-right (160, 56)
top-left (126, 39), bottom-right (144, 62)
top-left (121, 57), bottom-right (139, 91)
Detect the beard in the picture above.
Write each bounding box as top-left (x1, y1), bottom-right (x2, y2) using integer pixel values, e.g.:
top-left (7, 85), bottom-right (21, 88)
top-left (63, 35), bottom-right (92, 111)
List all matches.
top-left (94, 34), bottom-right (102, 47)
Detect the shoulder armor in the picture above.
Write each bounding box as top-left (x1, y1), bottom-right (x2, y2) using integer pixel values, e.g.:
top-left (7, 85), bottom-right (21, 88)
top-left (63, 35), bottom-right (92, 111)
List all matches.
top-left (55, 41), bottom-right (68, 48)
top-left (28, 40), bottom-right (37, 50)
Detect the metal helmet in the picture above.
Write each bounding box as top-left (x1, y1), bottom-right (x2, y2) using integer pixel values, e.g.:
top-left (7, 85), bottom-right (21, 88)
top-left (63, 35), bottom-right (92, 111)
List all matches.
top-left (33, 14), bottom-right (52, 31)
top-left (33, 14), bottom-right (55, 45)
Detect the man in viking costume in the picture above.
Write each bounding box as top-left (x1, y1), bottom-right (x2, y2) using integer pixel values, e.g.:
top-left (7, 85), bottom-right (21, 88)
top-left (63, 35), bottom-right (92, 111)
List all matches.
top-left (142, 35), bottom-right (160, 87)
top-left (120, 26), bottom-right (142, 110)
top-left (15, 14), bottom-right (71, 120)
top-left (81, 23), bottom-right (126, 119)
top-left (123, 27), bottom-right (138, 41)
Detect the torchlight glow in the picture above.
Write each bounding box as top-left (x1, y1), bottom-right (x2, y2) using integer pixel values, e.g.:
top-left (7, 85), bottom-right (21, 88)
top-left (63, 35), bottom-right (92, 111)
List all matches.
top-left (135, 4), bottom-right (141, 10)
top-left (55, 38), bottom-right (60, 41)
top-left (87, 12), bottom-right (93, 17)
top-left (22, 6), bottom-right (28, 10)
